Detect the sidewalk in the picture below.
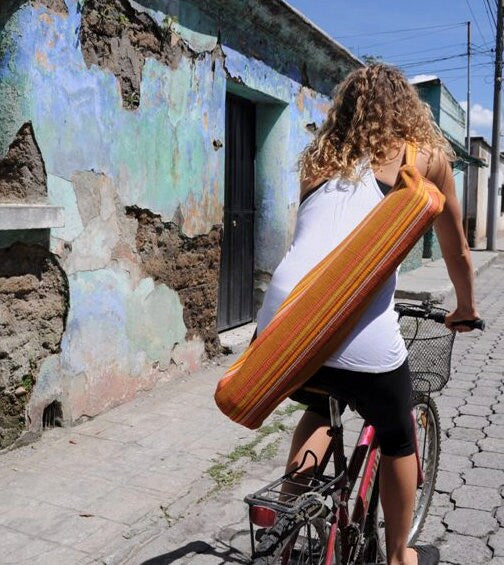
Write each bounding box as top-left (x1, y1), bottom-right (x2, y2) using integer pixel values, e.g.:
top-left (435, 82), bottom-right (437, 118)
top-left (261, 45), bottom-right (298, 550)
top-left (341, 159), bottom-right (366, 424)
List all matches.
top-left (396, 249), bottom-right (500, 302)
top-left (0, 247), bottom-right (503, 564)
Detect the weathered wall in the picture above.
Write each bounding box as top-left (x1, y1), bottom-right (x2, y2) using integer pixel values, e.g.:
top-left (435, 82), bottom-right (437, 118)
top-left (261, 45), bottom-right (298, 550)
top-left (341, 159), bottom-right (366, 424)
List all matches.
top-left (435, 86), bottom-right (467, 260)
top-left (415, 79), bottom-right (469, 264)
top-left (0, 0), bottom-right (357, 443)
top-left (126, 206), bottom-right (223, 356)
top-left (0, 244), bottom-right (68, 448)
top-left (0, 118), bottom-right (68, 448)
top-left (439, 84), bottom-right (466, 149)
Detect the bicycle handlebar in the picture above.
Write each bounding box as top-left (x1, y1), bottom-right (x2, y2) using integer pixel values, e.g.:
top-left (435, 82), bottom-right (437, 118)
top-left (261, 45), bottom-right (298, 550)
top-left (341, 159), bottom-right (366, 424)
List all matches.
top-left (395, 303), bottom-right (485, 331)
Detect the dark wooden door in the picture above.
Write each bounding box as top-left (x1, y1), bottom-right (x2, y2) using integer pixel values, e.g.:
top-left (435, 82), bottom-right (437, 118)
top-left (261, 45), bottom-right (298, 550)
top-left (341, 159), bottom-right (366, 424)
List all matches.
top-left (217, 94), bottom-right (255, 331)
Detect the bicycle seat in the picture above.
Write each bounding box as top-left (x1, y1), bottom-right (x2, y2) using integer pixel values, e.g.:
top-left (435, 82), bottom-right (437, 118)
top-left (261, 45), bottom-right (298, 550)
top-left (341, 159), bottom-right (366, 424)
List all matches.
top-left (298, 377), bottom-right (357, 412)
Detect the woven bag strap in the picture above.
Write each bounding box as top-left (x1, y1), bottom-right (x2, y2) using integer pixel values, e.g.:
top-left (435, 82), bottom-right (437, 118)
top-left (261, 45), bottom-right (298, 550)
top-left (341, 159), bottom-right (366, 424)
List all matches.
top-left (405, 142), bottom-right (418, 166)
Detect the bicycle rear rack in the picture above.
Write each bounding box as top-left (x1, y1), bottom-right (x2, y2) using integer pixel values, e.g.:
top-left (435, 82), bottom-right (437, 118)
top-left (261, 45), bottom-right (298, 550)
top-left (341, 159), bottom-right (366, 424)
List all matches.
top-left (244, 450), bottom-right (346, 518)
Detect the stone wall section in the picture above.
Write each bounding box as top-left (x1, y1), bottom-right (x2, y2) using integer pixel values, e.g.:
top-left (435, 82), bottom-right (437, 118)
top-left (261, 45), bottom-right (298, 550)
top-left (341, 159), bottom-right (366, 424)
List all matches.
top-left (127, 206), bottom-right (223, 357)
top-left (0, 118), bottom-right (69, 449)
top-left (36, 0), bottom-right (68, 14)
top-left (0, 244), bottom-right (68, 449)
top-left (0, 122), bottom-right (47, 203)
top-left (80, 0), bottom-right (209, 109)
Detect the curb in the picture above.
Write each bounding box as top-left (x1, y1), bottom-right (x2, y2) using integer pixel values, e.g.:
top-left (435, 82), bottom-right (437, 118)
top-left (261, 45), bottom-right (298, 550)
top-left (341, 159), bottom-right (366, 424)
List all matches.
top-left (395, 250), bottom-right (500, 303)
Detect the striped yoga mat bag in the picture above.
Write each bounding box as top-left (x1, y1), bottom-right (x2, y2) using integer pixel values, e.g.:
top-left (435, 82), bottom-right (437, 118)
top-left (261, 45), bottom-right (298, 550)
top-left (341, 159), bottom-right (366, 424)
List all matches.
top-left (215, 143), bottom-right (446, 429)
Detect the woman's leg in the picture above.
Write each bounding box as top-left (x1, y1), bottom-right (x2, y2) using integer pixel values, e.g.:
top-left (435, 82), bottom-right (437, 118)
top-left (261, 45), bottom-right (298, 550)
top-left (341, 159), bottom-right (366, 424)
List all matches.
top-left (280, 409), bottom-right (331, 498)
top-left (379, 453), bottom-right (418, 565)
top-left (335, 361), bottom-right (420, 564)
top-left (285, 409), bottom-right (331, 474)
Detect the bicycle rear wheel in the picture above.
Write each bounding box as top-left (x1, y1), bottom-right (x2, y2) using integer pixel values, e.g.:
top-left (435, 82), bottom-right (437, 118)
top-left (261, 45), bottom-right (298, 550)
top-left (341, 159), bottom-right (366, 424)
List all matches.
top-left (252, 514), bottom-right (342, 564)
top-left (361, 392), bottom-right (441, 562)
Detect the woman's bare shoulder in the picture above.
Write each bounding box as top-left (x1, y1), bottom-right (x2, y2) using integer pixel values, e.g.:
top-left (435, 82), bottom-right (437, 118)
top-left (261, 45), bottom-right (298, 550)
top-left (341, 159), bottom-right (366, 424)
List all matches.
top-left (417, 146), bottom-right (449, 176)
top-left (416, 146), bottom-right (453, 193)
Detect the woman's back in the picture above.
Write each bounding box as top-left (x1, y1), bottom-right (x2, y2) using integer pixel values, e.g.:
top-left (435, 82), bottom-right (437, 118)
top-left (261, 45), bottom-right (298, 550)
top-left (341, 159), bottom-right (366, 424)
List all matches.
top-left (256, 165), bottom-right (407, 372)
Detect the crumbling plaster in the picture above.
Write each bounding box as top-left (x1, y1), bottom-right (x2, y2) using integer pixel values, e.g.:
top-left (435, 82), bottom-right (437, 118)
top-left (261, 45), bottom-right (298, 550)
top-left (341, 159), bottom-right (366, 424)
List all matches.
top-left (28, 167), bottom-right (201, 431)
top-left (0, 121), bottom-right (47, 203)
top-left (0, 243), bottom-right (69, 448)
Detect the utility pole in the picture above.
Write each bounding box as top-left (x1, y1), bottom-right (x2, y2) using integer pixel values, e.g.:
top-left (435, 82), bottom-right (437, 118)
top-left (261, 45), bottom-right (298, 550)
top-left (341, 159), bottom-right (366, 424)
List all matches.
top-left (463, 21), bottom-right (471, 238)
top-left (487, 0), bottom-right (503, 250)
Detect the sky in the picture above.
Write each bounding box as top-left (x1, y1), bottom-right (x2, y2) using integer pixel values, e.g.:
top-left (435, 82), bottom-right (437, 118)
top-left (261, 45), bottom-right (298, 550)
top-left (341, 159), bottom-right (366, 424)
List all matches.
top-left (287, 0), bottom-right (497, 142)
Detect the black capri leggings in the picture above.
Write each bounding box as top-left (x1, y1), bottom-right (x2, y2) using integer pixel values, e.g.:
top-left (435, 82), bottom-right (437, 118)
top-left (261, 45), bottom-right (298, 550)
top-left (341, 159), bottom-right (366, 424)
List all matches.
top-left (290, 359), bottom-right (415, 457)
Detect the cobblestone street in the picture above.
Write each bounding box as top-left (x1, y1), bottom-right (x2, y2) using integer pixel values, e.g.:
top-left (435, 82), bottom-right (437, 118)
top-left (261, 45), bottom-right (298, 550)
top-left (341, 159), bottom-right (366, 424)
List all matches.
top-left (428, 253), bottom-right (504, 563)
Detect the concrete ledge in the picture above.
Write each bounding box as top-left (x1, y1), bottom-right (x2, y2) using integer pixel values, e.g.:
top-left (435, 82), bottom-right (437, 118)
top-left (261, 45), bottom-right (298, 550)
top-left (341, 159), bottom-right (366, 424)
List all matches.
top-left (0, 204), bottom-right (65, 230)
top-left (395, 250), bottom-right (500, 303)
top-left (219, 322), bottom-right (255, 354)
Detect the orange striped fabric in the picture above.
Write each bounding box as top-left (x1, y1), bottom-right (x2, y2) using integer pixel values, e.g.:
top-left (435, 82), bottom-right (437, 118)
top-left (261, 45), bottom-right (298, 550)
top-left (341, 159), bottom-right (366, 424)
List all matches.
top-left (215, 144), bottom-right (445, 429)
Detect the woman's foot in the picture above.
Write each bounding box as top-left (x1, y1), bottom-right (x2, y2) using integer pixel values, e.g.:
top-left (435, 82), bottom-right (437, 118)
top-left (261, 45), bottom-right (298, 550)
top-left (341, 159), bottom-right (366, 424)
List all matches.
top-left (409, 545), bottom-right (440, 565)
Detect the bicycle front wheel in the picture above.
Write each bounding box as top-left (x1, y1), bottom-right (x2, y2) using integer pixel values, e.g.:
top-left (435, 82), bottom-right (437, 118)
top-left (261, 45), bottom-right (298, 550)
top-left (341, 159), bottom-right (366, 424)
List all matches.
top-left (252, 514), bottom-right (342, 565)
top-left (362, 392), bottom-right (441, 561)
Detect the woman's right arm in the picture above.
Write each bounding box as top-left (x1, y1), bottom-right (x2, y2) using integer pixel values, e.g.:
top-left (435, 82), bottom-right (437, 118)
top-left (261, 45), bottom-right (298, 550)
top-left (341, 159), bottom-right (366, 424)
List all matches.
top-left (425, 150), bottom-right (480, 330)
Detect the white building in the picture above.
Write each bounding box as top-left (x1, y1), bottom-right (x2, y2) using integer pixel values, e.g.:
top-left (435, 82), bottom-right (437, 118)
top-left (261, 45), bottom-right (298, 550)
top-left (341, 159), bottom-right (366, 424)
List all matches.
top-left (468, 137), bottom-right (504, 248)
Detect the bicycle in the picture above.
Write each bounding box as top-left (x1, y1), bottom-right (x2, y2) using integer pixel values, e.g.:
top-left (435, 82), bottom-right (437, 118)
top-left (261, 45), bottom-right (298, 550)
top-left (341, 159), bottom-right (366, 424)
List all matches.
top-left (244, 302), bottom-right (485, 564)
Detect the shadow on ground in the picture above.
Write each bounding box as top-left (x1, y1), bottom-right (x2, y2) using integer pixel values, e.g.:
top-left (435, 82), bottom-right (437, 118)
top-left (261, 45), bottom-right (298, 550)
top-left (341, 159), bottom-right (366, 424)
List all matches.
top-left (140, 532), bottom-right (251, 564)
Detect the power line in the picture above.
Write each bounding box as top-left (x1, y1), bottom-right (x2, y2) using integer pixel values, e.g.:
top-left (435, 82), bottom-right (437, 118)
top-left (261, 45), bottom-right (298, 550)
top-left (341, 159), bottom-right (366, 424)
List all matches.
top-left (406, 61), bottom-right (495, 74)
top-left (483, 0), bottom-right (497, 29)
top-left (431, 72), bottom-right (493, 82)
top-left (390, 42), bottom-right (467, 61)
top-left (399, 52), bottom-right (468, 69)
top-left (356, 25), bottom-right (466, 52)
top-left (472, 39), bottom-right (495, 50)
top-left (332, 22), bottom-right (466, 40)
top-left (472, 48), bottom-right (495, 54)
top-left (385, 44), bottom-right (492, 68)
top-left (405, 65), bottom-right (467, 75)
top-left (471, 42), bottom-right (495, 53)
top-left (399, 57), bottom-right (493, 73)
top-left (465, 0), bottom-right (488, 44)
top-left (489, 0), bottom-right (498, 25)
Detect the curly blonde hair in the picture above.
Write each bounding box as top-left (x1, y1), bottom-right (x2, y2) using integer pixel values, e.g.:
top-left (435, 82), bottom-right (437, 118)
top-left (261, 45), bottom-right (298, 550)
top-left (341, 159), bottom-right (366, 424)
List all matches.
top-left (300, 64), bottom-right (454, 182)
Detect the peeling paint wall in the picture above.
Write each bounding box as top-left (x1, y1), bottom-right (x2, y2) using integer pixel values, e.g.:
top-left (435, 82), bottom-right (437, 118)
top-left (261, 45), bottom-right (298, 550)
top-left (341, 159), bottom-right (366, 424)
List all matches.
top-left (126, 206), bottom-right (222, 356)
top-left (0, 0), bottom-right (360, 443)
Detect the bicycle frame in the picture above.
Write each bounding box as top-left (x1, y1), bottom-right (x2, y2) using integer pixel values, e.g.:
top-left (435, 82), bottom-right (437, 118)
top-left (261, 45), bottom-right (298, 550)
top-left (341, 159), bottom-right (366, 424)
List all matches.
top-left (322, 399), bottom-right (381, 564)
top-left (246, 301), bottom-right (474, 563)
top-left (323, 398), bottom-right (425, 564)
top-left (246, 395), bottom-right (428, 564)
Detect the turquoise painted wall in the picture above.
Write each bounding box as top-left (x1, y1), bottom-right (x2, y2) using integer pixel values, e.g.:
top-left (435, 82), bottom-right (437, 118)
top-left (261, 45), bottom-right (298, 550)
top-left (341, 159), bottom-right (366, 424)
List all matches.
top-left (0, 0), bottom-right (359, 426)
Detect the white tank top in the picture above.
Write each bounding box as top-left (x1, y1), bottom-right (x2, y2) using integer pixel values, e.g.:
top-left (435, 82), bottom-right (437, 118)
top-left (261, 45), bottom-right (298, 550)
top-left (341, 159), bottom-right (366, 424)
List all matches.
top-left (256, 167), bottom-right (407, 373)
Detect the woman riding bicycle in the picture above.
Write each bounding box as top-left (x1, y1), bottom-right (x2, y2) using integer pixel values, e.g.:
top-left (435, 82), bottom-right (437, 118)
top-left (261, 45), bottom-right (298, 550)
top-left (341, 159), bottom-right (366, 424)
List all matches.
top-left (254, 64), bottom-right (480, 565)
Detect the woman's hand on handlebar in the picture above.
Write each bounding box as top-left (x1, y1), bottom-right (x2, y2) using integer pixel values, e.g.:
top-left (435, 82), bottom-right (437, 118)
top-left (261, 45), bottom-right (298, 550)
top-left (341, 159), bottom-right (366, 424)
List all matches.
top-left (445, 307), bottom-right (482, 332)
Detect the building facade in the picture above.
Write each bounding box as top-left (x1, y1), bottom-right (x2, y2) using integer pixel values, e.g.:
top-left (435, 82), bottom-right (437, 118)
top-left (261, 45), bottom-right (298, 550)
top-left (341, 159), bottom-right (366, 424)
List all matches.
top-left (413, 77), bottom-right (474, 260)
top-left (0, 0), bottom-right (361, 447)
top-left (467, 137), bottom-right (504, 247)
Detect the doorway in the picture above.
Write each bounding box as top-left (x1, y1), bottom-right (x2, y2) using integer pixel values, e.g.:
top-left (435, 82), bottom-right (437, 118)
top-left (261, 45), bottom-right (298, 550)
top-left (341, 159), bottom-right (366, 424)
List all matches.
top-left (217, 93), bottom-right (256, 331)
